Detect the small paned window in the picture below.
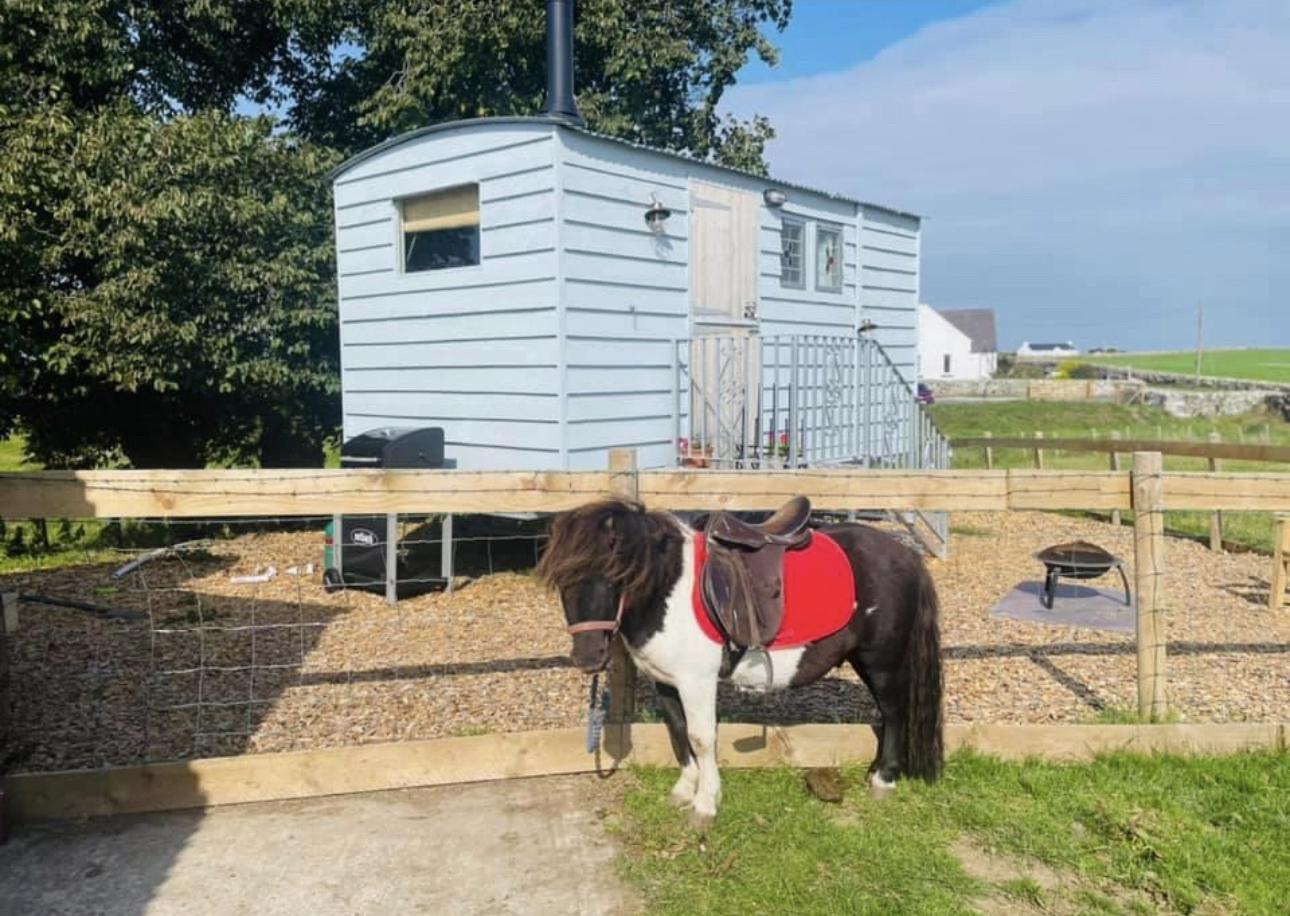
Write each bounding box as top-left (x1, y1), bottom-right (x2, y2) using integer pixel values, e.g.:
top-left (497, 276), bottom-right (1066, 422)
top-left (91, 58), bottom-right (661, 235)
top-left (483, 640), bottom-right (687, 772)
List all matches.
top-left (815, 224), bottom-right (843, 292)
top-left (402, 184), bottom-right (480, 273)
top-left (943, 354), bottom-right (952, 374)
top-left (780, 218), bottom-right (804, 288)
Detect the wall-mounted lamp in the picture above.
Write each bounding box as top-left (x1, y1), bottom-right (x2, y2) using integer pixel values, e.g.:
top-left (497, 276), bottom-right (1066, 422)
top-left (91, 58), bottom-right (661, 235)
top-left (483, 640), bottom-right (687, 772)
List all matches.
top-left (763, 188), bottom-right (788, 208)
top-left (644, 194), bottom-right (672, 233)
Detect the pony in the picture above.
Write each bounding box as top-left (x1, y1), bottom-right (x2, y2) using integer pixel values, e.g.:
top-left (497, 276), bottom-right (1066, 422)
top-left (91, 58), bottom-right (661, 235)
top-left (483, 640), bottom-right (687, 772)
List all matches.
top-left (537, 498), bottom-right (943, 827)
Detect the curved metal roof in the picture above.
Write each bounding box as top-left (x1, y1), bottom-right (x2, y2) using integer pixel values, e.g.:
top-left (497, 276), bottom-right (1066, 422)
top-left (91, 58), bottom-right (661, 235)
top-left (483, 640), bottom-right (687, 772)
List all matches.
top-left (329, 116), bottom-right (921, 221)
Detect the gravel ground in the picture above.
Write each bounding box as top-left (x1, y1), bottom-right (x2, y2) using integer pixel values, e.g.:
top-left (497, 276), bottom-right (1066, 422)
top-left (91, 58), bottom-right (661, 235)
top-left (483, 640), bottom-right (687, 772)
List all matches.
top-left (2, 512), bottom-right (1286, 773)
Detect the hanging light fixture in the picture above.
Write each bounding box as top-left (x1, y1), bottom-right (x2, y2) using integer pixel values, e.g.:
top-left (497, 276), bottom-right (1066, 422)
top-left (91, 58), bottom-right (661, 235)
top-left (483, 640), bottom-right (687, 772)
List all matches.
top-left (644, 194), bottom-right (672, 233)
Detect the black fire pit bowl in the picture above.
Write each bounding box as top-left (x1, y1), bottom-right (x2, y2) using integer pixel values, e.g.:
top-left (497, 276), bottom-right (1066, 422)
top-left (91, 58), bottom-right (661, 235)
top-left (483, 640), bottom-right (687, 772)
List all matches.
top-left (1034, 540), bottom-right (1131, 610)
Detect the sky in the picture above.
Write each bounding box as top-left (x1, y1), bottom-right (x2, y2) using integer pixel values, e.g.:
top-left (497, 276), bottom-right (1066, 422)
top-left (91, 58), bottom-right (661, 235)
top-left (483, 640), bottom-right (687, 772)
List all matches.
top-left (728, 0), bottom-right (1289, 351)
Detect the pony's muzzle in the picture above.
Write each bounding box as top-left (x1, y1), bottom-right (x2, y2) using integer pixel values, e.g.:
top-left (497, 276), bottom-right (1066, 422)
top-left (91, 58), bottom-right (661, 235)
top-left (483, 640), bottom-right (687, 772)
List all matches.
top-left (569, 631), bottom-right (613, 673)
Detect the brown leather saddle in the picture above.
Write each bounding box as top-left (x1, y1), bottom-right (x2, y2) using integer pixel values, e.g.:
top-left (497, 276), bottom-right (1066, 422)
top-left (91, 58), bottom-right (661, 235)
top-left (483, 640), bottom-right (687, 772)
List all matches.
top-left (700, 496), bottom-right (813, 650)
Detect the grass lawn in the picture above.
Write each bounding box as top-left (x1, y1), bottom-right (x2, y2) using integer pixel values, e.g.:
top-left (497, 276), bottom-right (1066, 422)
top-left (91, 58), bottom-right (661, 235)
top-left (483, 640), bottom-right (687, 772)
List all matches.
top-left (619, 751), bottom-right (1290, 915)
top-left (929, 400), bottom-right (1290, 554)
top-left (0, 436), bottom-right (119, 574)
top-left (1083, 349), bottom-right (1290, 385)
top-left (0, 434), bottom-right (39, 471)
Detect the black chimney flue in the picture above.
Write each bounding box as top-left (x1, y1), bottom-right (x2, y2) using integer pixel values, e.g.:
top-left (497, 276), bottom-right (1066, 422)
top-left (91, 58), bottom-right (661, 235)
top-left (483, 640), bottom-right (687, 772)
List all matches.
top-left (542, 0), bottom-right (583, 126)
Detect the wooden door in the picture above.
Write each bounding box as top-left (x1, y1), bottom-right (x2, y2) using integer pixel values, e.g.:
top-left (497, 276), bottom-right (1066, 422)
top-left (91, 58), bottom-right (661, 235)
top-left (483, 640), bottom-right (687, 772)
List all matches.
top-left (689, 181), bottom-right (759, 326)
top-left (687, 182), bottom-right (762, 466)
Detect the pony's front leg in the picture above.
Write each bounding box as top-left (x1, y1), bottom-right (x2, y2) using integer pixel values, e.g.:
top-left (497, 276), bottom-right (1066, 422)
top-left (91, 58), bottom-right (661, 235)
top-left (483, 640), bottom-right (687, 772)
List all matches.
top-left (654, 682), bottom-right (698, 806)
top-left (677, 676), bottom-right (720, 828)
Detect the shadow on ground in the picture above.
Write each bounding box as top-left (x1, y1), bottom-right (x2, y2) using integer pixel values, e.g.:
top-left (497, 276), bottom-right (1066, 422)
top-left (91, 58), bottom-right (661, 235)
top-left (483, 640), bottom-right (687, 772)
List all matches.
top-left (0, 775), bottom-right (635, 916)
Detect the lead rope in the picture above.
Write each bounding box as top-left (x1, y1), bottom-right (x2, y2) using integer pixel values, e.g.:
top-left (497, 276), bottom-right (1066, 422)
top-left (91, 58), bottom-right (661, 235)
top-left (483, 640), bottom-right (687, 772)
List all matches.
top-left (585, 672), bottom-right (611, 753)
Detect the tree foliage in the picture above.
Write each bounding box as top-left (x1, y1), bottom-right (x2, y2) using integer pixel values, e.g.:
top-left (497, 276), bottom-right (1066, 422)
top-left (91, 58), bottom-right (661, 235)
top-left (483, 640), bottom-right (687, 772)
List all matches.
top-left (0, 0), bottom-right (790, 468)
top-left (1, 0), bottom-right (344, 467)
top-left (300, 0), bottom-right (791, 171)
top-left (0, 104), bottom-right (339, 467)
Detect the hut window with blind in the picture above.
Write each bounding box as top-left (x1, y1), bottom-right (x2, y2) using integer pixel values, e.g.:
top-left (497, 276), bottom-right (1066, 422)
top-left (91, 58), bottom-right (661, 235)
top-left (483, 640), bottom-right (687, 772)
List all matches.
top-left (402, 184), bottom-right (480, 272)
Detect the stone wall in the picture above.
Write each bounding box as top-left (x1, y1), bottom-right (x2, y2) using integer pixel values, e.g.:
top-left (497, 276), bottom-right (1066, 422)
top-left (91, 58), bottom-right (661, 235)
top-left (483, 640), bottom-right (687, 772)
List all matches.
top-left (1096, 364), bottom-right (1290, 393)
top-left (927, 372), bottom-right (1290, 420)
top-left (928, 378), bottom-right (1144, 401)
top-left (1139, 387), bottom-right (1282, 419)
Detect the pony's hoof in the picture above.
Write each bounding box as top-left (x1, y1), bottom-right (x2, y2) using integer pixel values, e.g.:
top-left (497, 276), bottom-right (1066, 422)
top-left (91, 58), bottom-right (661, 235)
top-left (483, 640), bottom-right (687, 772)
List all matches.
top-left (687, 808), bottom-right (716, 831)
top-left (868, 771), bottom-right (896, 800)
top-left (668, 790), bottom-right (693, 809)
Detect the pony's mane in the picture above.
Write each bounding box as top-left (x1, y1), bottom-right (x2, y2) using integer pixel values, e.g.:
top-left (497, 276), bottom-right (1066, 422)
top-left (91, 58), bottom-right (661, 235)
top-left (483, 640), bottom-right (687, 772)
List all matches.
top-left (536, 499), bottom-right (683, 599)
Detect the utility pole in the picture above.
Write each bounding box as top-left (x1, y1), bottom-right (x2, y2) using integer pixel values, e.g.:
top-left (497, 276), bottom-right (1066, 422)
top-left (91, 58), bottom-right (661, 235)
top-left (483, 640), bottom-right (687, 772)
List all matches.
top-left (1194, 303), bottom-right (1203, 383)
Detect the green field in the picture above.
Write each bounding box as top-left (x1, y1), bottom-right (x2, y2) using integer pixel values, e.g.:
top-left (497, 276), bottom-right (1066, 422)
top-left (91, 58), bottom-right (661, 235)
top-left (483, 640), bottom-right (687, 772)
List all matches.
top-left (929, 400), bottom-right (1290, 553)
top-left (929, 400), bottom-right (1290, 468)
top-left (620, 751), bottom-right (1290, 915)
top-left (1084, 348), bottom-right (1290, 384)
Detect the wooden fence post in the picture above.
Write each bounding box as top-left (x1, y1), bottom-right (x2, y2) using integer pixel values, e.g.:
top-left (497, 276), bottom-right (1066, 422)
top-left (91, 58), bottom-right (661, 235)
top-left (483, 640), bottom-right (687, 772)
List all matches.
top-left (0, 593), bottom-right (16, 765)
top-left (605, 448), bottom-right (639, 760)
top-left (1109, 431), bottom-right (1123, 526)
top-left (983, 431), bottom-right (994, 470)
top-left (1270, 514), bottom-right (1289, 613)
top-left (1207, 431), bottom-right (1224, 552)
top-left (0, 592), bottom-right (11, 845)
top-left (1132, 452), bottom-right (1167, 720)
top-left (1033, 431), bottom-right (1045, 470)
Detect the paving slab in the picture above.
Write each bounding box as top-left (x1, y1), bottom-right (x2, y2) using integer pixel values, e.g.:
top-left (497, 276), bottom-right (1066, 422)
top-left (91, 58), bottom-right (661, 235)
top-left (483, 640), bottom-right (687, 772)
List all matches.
top-left (990, 580), bottom-right (1136, 634)
top-left (0, 775), bottom-right (636, 916)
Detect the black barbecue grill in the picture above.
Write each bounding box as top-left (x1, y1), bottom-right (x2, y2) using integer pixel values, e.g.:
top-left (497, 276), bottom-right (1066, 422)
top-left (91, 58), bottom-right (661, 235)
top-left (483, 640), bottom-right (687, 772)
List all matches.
top-left (339, 427), bottom-right (444, 470)
top-left (324, 427), bottom-right (447, 598)
top-left (1034, 541), bottom-right (1131, 610)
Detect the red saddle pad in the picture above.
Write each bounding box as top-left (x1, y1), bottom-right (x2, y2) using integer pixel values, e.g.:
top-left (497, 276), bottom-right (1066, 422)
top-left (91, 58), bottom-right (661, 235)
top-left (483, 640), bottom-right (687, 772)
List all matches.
top-left (692, 531), bottom-right (856, 648)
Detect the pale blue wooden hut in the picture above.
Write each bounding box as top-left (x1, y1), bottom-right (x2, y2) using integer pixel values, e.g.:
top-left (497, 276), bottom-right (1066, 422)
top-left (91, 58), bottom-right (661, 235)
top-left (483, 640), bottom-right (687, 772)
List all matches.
top-left (330, 0), bottom-right (942, 482)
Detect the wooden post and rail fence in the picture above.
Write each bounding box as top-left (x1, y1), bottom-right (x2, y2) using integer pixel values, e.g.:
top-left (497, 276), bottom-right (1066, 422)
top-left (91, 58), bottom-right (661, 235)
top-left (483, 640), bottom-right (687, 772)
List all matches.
top-left (2, 456), bottom-right (1290, 820)
top-left (0, 456), bottom-right (1286, 723)
top-left (955, 434), bottom-right (1290, 553)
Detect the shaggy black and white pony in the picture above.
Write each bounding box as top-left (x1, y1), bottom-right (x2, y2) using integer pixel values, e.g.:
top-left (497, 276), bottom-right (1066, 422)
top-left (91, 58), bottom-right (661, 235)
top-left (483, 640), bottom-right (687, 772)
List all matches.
top-left (537, 499), bottom-right (943, 827)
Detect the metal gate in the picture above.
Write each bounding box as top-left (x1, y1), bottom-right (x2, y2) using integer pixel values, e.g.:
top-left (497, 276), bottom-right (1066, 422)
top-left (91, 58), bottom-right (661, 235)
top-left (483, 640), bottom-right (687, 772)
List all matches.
top-left (673, 333), bottom-right (952, 554)
top-left (675, 334), bottom-right (949, 470)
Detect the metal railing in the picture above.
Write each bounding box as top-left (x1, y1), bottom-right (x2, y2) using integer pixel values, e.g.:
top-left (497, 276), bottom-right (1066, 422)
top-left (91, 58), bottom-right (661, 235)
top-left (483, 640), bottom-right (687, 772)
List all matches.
top-left (673, 332), bottom-right (952, 554)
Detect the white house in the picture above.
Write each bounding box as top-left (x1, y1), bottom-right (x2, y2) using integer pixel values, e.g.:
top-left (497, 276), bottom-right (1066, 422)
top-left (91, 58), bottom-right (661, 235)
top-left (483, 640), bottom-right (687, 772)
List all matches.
top-left (328, 0), bottom-right (933, 472)
top-left (918, 306), bottom-right (998, 380)
top-left (1017, 341), bottom-right (1080, 359)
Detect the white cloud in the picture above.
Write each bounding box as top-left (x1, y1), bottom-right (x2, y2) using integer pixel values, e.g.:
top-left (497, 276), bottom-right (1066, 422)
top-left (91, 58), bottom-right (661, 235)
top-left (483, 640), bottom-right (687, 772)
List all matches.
top-left (727, 0), bottom-right (1290, 349)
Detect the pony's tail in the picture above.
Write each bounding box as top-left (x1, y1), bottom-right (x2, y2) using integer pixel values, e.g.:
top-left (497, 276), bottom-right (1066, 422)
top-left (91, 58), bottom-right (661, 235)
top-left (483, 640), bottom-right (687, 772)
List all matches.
top-left (903, 563), bottom-right (944, 781)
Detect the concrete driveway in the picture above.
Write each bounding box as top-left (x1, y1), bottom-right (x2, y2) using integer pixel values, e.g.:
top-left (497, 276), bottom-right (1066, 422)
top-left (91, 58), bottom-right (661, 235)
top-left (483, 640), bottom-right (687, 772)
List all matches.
top-left (0, 775), bottom-right (637, 916)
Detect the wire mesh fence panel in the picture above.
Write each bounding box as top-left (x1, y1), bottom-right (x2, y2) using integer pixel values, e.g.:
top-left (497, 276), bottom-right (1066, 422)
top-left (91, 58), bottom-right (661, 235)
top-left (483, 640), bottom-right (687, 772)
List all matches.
top-left (2, 494), bottom-right (1286, 775)
top-left (0, 510), bottom-right (910, 773)
top-left (0, 515), bottom-right (575, 771)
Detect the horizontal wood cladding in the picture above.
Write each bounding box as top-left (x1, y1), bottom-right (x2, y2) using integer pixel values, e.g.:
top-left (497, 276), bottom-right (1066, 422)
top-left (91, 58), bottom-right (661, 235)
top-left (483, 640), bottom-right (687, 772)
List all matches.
top-left (335, 124), bottom-right (555, 185)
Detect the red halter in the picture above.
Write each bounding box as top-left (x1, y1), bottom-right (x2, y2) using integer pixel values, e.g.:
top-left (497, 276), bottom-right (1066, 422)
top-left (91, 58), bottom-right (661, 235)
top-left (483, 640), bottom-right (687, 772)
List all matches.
top-left (566, 593), bottom-right (628, 637)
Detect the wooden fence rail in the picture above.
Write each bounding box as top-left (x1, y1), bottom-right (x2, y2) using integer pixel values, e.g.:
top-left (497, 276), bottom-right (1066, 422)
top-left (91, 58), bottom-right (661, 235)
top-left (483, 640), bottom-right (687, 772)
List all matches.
top-left (3, 468), bottom-right (1290, 519)
top-left (952, 436), bottom-right (1290, 464)
top-left (954, 435), bottom-right (1290, 551)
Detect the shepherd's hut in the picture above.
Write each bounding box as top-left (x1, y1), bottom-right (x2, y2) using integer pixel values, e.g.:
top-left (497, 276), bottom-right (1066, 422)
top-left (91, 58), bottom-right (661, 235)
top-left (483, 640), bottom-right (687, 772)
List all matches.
top-left (330, 0), bottom-right (943, 486)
